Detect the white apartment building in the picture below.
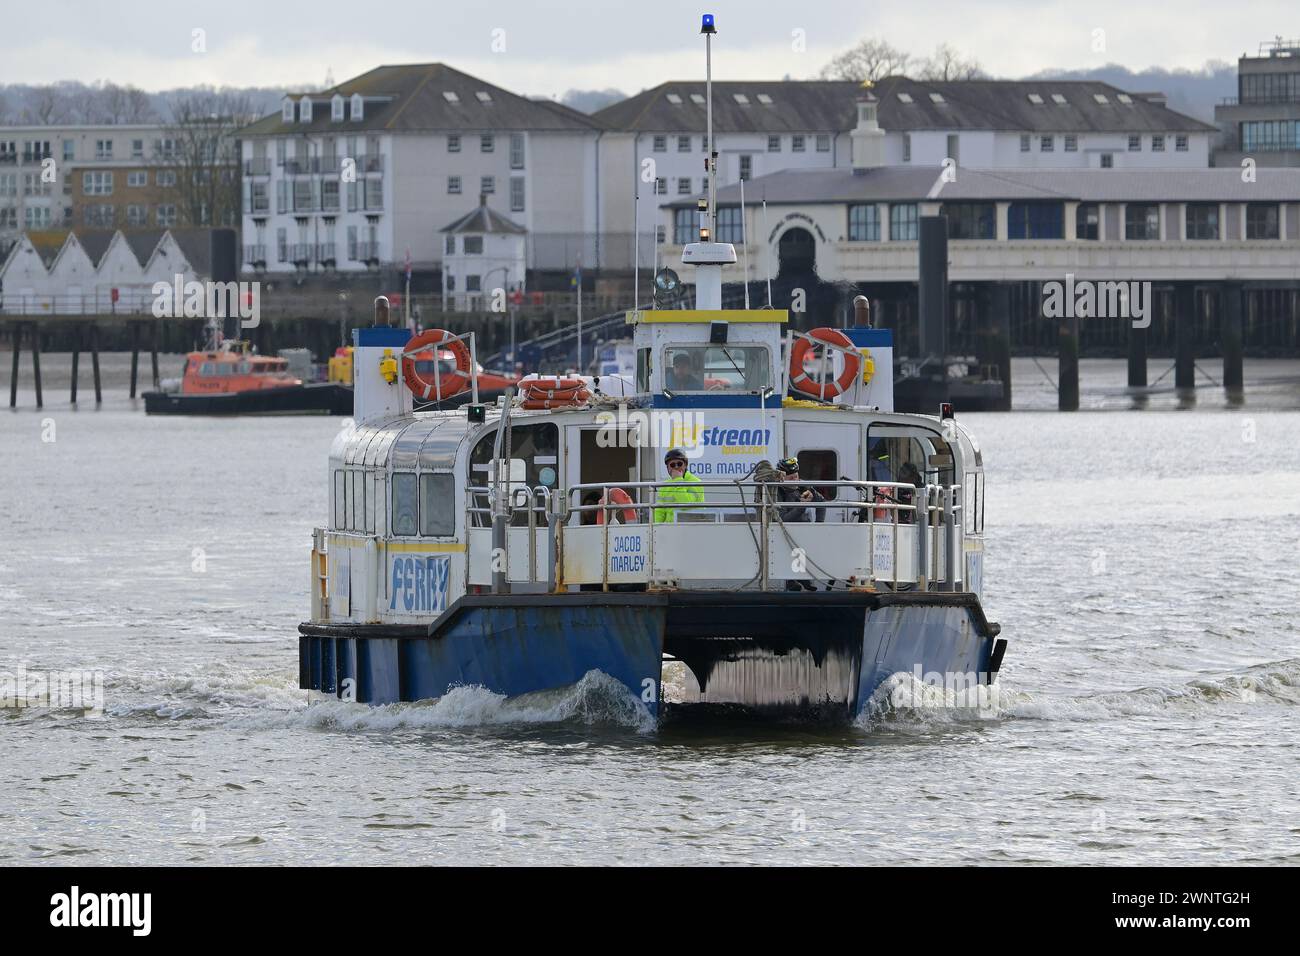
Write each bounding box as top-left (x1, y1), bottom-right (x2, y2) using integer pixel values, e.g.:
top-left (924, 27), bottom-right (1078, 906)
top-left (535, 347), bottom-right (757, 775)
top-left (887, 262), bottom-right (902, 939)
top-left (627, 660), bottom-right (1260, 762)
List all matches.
top-left (238, 63), bottom-right (603, 275)
top-left (594, 78), bottom-right (1217, 244)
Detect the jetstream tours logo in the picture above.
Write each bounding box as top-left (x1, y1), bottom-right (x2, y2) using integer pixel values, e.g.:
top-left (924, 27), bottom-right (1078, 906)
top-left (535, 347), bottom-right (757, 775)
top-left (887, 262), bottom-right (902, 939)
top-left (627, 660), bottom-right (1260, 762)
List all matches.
top-left (50, 886), bottom-right (151, 936)
top-left (594, 405), bottom-right (772, 458)
top-left (151, 273), bottom-right (261, 328)
top-left (0, 665), bottom-right (104, 717)
top-left (1041, 273), bottom-right (1152, 329)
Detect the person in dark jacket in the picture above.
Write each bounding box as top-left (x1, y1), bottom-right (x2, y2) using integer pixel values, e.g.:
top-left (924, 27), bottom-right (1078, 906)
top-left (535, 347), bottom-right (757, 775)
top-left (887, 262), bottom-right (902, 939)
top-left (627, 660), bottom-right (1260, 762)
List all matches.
top-left (775, 456), bottom-right (825, 523)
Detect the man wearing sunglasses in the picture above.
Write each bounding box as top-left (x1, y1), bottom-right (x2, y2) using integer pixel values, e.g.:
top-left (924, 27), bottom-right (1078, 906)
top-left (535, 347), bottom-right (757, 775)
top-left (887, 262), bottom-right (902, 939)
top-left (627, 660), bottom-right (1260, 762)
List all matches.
top-left (653, 448), bottom-right (705, 523)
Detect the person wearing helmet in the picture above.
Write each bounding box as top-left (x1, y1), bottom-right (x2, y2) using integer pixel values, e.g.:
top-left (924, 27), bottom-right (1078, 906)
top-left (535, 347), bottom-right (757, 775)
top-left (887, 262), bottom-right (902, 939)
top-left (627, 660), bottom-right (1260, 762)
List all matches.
top-left (775, 455), bottom-right (825, 523)
top-left (653, 448), bottom-right (704, 522)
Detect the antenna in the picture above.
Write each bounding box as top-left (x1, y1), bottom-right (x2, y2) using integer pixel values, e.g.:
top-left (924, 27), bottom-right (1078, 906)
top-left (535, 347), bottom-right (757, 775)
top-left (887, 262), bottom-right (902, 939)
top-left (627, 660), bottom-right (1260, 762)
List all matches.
top-left (701, 13), bottom-right (717, 236)
top-left (633, 173), bottom-right (640, 310)
top-left (761, 196), bottom-right (772, 307)
top-left (740, 177), bottom-right (750, 309)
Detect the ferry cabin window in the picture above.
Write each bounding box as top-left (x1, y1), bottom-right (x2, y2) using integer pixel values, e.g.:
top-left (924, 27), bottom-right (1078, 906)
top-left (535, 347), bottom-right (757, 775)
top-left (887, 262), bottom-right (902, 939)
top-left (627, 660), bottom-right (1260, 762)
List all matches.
top-left (391, 472), bottom-right (418, 536)
top-left (636, 348), bottom-right (652, 392)
top-left (349, 469), bottom-right (366, 532)
top-left (468, 422), bottom-right (558, 527)
top-left (419, 474), bottom-right (455, 537)
top-left (794, 449), bottom-right (838, 499)
top-left (333, 470), bottom-right (345, 529)
top-left (663, 345), bottom-right (770, 392)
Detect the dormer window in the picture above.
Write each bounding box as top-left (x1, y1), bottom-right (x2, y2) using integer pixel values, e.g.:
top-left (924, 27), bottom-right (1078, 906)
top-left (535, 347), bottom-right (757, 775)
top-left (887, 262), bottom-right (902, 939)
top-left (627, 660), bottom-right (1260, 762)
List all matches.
top-left (300, 97), bottom-right (313, 122)
top-left (476, 91), bottom-right (492, 103)
top-left (282, 98), bottom-right (294, 122)
top-left (443, 91), bottom-right (459, 103)
top-left (732, 93), bottom-right (749, 105)
top-left (897, 92), bottom-right (914, 103)
top-left (666, 93), bottom-right (683, 105)
top-left (1117, 93), bottom-right (1133, 104)
top-left (331, 95), bottom-right (344, 121)
top-left (351, 93), bottom-right (364, 121)
top-left (1051, 93), bottom-right (1067, 105)
top-left (1027, 93), bottom-right (1044, 105)
top-left (756, 93), bottom-right (773, 105)
top-left (689, 93), bottom-right (705, 105)
top-left (1093, 93), bottom-right (1109, 104)
top-left (928, 92), bottom-right (945, 103)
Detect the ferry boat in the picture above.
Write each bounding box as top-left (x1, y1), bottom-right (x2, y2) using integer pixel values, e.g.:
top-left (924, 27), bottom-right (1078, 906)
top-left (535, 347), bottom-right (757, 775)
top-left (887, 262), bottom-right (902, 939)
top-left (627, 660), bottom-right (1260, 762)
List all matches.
top-left (144, 322), bottom-right (351, 416)
top-left (296, 17), bottom-right (1005, 720)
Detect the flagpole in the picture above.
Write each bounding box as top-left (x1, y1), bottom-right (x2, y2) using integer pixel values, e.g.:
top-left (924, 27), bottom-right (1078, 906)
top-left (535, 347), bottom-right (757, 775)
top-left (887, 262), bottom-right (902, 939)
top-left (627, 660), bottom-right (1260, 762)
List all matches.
top-left (576, 256), bottom-right (583, 374)
top-left (404, 248), bottom-right (412, 329)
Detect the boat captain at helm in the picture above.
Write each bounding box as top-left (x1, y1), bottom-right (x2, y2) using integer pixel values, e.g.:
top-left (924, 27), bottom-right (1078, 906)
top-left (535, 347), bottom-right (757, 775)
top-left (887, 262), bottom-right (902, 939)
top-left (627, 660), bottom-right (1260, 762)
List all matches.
top-left (653, 448), bottom-right (704, 523)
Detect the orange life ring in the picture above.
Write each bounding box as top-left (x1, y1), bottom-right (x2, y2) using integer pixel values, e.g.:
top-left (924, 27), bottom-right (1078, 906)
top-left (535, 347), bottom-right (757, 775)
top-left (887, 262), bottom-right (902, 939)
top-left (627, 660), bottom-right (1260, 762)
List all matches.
top-left (403, 329), bottom-right (471, 400)
top-left (596, 487), bottom-right (638, 525)
top-left (519, 377), bottom-right (591, 410)
top-left (789, 328), bottom-right (861, 400)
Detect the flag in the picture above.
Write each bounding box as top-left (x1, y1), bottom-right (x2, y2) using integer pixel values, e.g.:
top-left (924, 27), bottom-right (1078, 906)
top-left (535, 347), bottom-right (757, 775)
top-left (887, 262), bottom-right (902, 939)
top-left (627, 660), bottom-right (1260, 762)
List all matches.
top-left (570, 263), bottom-right (582, 289)
top-left (404, 248), bottom-right (412, 283)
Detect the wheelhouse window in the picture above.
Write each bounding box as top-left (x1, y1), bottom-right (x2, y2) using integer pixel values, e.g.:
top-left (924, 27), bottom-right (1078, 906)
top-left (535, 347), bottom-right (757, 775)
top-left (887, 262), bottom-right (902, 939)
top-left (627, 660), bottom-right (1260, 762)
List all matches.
top-left (391, 472), bottom-right (418, 536)
top-left (1007, 201), bottom-right (1064, 239)
top-left (469, 423), bottom-right (559, 528)
top-left (1246, 203), bottom-right (1280, 240)
top-left (1186, 203), bottom-right (1220, 240)
top-left (333, 470), bottom-right (346, 529)
top-left (848, 203), bottom-right (879, 241)
top-left (663, 345), bottom-right (770, 392)
top-left (889, 203), bottom-right (918, 241)
top-left (1125, 203), bottom-right (1160, 240)
top-left (419, 474), bottom-right (456, 537)
top-left (942, 203), bottom-right (995, 240)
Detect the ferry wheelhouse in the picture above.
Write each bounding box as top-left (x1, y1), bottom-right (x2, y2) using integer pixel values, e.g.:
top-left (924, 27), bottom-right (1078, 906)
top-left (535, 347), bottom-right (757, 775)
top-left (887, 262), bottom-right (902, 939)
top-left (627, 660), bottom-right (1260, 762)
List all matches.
top-left (296, 18), bottom-right (1005, 718)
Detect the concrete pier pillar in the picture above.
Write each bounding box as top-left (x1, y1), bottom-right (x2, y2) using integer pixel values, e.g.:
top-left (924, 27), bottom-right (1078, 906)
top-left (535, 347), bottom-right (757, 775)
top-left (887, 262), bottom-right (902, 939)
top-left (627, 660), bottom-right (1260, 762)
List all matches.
top-left (70, 325), bottom-right (80, 404)
top-left (1127, 313), bottom-right (1148, 388)
top-left (31, 323), bottom-right (43, 409)
top-left (151, 320), bottom-right (161, 389)
top-left (1175, 282), bottom-right (1196, 391)
top-left (90, 322), bottom-right (102, 404)
top-left (1058, 307), bottom-right (1079, 411)
top-left (1221, 282), bottom-right (1244, 393)
top-left (129, 323), bottom-right (140, 398)
top-left (991, 282), bottom-right (1012, 410)
top-left (8, 322), bottom-right (20, 408)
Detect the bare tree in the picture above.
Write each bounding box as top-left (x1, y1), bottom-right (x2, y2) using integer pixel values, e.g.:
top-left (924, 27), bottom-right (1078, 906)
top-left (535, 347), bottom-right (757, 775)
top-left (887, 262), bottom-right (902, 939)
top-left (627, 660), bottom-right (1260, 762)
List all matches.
top-left (915, 43), bottom-right (986, 82)
top-left (24, 86), bottom-right (71, 124)
top-left (819, 38), bottom-right (913, 82)
top-left (162, 90), bottom-right (259, 229)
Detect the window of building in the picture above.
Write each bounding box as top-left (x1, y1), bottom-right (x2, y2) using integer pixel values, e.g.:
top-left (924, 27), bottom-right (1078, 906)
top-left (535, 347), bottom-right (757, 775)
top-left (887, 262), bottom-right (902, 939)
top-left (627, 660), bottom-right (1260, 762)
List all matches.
top-left (1124, 203), bottom-right (1160, 240)
top-left (666, 93), bottom-right (682, 105)
top-left (1100, 153), bottom-right (1114, 168)
top-left (1175, 134), bottom-right (1189, 152)
top-left (816, 134), bottom-right (830, 152)
top-left (481, 175), bottom-right (495, 194)
top-left (476, 91), bottom-right (492, 103)
top-left (279, 228), bottom-right (289, 261)
top-left (1040, 135), bottom-right (1054, 152)
top-left (1128, 134), bottom-right (1141, 151)
top-left (847, 203), bottom-right (879, 241)
top-left (690, 93), bottom-right (705, 105)
top-left (157, 170), bottom-right (176, 187)
top-left (676, 177), bottom-right (692, 195)
top-left (653, 135), bottom-right (666, 152)
top-left (733, 93), bottom-right (750, 105)
top-left (655, 177), bottom-right (667, 195)
top-left (889, 203), bottom-right (918, 241)
top-left (331, 96), bottom-right (344, 121)
top-left (83, 171), bottom-right (113, 195)
top-left (1152, 134), bottom-right (1165, 152)
top-left (464, 236), bottom-right (483, 254)
top-left (300, 98), bottom-right (313, 122)
top-left (282, 99), bottom-right (294, 122)
top-left (715, 205), bottom-right (743, 243)
top-left (445, 235), bottom-right (455, 255)
top-left (792, 134), bottom-right (806, 152)
top-left (1186, 203), bottom-right (1219, 240)
top-left (95, 139), bottom-right (113, 160)
top-left (510, 176), bottom-right (525, 212)
top-left (767, 135), bottom-right (780, 152)
top-left (674, 208), bottom-right (694, 245)
top-left (62, 140), bottom-right (74, 161)
top-left (127, 171), bottom-right (147, 187)
top-left (902, 133), bottom-right (911, 162)
top-left (1241, 120), bottom-right (1300, 151)
top-left (1075, 203), bottom-right (1100, 240)
top-left (739, 155), bottom-right (751, 181)
top-left (509, 133), bottom-right (524, 169)
top-left (677, 135), bottom-right (691, 152)
top-left (656, 225), bottom-right (666, 243)
top-left (1246, 202), bottom-right (1280, 239)
top-left (1020, 134), bottom-right (1030, 152)
top-left (1064, 134), bottom-right (1078, 152)
top-left (480, 134), bottom-right (494, 153)
top-left (448, 175), bottom-right (461, 194)
top-left (466, 275), bottom-right (481, 292)
top-left (156, 204), bottom-right (177, 227)
top-left (1008, 201), bottom-right (1064, 239)
top-left (943, 202), bottom-right (995, 240)
top-left (448, 134), bottom-right (460, 152)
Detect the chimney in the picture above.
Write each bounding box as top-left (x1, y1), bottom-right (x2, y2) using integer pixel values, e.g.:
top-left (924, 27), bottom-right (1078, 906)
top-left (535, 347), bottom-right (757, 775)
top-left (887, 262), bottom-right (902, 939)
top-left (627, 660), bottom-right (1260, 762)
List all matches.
top-left (851, 81), bottom-right (886, 173)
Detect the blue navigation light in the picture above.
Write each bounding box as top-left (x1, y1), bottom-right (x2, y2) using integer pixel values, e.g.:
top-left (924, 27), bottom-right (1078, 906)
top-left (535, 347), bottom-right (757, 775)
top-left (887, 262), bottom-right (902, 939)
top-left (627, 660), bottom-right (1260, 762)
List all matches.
top-left (700, 14), bottom-right (716, 34)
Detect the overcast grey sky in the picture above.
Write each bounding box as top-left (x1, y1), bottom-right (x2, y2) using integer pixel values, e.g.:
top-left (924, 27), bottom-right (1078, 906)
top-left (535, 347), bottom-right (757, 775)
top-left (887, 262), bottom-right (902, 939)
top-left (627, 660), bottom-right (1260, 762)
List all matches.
top-left (6, 0), bottom-right (1290, 96)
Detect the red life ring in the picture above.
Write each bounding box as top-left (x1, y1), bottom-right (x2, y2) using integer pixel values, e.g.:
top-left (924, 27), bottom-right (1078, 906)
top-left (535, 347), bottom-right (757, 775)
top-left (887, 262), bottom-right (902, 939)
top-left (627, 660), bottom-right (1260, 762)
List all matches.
top-left (519, 377), bottom-right (591, 410)
top-left (403, 329), bottom-right (472, 400)
top-left (789, 328), bottom-right (861, 400)
top-left (596, 487), bottom-right (637, 524)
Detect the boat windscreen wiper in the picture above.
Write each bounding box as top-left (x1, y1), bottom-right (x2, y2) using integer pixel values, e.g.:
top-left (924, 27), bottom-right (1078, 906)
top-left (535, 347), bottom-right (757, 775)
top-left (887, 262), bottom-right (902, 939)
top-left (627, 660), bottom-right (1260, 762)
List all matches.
top-left (719, 345), bottom-right (745, 385)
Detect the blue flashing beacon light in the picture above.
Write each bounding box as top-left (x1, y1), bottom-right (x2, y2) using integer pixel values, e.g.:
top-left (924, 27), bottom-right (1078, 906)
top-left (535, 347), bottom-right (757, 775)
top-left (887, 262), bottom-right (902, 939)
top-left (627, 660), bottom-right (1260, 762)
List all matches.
top-left (700, 13), bottom-right (716, 34)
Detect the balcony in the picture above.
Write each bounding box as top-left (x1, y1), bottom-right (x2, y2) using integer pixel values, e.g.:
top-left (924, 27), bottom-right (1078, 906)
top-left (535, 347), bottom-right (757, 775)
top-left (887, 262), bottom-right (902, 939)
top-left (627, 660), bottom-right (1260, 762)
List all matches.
top-left (0, 154), bottom-right (16, 166)
top-left (289, 243), bottom-right (314, 265)
top-left (316, 242), bottom-right (337, 264)
top-left (351, 241), bottom-right (379, 263)
top-left (284, 158), bottom-right (313, 175)
top-left (355, 154), bottom-right (384, 174)
top-left (243, 244), bottom-right (267, 266)
top-left (244, 157), bottom-right (271, 176)
top-left (317, 155), bottom-right (341, 175)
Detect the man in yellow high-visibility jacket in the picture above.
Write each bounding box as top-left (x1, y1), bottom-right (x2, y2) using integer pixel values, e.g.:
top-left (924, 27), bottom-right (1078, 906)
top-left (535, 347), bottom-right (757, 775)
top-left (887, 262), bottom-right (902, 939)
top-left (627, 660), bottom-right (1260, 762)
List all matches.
top-left (654, 448), bottom-right (704, 522)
